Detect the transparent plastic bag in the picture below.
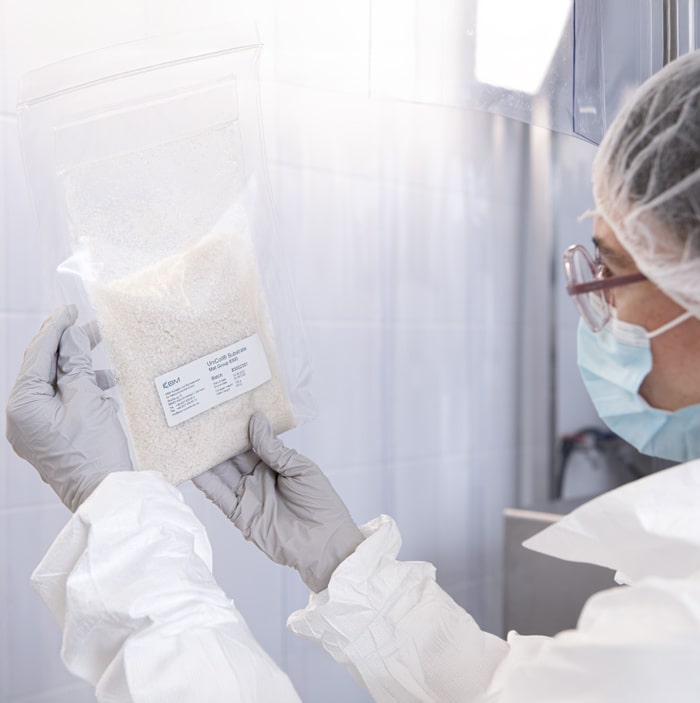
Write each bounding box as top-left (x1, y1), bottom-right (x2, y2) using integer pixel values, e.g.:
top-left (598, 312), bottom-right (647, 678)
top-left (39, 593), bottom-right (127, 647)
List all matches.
top-left (17, 26), bottom-right (315, 484)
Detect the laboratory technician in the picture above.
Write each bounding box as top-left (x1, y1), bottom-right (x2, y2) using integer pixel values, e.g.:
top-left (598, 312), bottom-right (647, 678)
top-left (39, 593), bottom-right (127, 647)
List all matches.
top-left (7, 50), bottom-right (700, 703)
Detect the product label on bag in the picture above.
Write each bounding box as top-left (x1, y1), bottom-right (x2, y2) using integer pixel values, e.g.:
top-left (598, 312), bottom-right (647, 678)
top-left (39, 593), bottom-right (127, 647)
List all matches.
top-left (155, 333), bottom-right (272, 427)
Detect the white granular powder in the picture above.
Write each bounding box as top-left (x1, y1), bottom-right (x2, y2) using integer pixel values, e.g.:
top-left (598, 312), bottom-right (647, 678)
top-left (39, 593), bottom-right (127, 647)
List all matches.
top-left (87, 226), bottom-right (294, 483)
top-left (60, 122), bottom-right (295, 483)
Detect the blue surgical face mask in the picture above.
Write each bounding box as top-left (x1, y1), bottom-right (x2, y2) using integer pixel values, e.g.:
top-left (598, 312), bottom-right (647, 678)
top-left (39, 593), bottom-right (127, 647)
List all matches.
top-left (577, 310), bottom-right (700, 463)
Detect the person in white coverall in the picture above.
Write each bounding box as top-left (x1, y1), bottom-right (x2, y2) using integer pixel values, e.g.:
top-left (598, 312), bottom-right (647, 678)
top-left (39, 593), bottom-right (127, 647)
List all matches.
top-left (7, 50), bottom-right (700, 703)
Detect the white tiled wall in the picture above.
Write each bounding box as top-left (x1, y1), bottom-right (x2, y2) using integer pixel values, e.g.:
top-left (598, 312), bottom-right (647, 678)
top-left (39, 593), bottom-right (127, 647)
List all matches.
top-left (0, 2), bottom-right (532, 701)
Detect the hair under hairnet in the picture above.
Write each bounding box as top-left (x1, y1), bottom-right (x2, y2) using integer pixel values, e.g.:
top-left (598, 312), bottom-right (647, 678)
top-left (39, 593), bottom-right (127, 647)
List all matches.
top-left (592, 49), bottom-right (700, 318)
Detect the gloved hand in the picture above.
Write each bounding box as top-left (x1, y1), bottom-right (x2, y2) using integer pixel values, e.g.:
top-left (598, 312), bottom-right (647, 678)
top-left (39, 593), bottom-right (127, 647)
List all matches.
top-left (194, 413), bottom-right (364, 593)
top-left (5, 305), bottom-right (133, 512)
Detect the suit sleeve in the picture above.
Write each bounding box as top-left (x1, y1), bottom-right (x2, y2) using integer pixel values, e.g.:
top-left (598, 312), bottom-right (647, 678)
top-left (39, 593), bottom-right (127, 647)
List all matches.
top-left (31, 471), bottom-right (302, 703)
top-left (287, 514), bottom-right (509, 702)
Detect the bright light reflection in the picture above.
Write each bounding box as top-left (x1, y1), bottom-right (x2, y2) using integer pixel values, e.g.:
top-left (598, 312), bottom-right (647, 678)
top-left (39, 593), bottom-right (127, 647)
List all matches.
top-left (475, 0), bottom-right (572, 95)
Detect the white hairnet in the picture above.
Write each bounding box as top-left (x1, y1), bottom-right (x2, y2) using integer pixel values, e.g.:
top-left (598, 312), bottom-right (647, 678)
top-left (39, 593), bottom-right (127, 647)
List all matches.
top-left (592, 49), bottom-right (700, 318)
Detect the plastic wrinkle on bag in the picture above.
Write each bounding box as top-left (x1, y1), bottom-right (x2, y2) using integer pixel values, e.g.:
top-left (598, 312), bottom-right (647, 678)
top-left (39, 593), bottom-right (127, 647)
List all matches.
top-left (17, 25), bottom-right (315, 484)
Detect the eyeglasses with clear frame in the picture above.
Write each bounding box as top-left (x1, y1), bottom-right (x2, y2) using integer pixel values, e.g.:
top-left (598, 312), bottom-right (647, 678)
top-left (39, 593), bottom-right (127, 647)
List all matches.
top-left (563, 244), bottom-right (647, 332)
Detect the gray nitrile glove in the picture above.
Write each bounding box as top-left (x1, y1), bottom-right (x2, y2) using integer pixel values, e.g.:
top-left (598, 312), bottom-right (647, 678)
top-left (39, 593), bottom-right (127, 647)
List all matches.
top-left (194, 412), bottom-right (364, 593)
top-left (5, 305), bottom-right (132, 512)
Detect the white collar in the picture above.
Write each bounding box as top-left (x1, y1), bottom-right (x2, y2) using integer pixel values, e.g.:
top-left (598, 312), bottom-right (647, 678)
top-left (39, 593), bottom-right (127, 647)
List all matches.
top-left (523, 460), bottom-right (700, 584)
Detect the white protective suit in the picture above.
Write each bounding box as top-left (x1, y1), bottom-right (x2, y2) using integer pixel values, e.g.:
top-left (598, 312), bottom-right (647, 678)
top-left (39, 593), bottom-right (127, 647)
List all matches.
top-left (33, 462), bottom-right (700, 702)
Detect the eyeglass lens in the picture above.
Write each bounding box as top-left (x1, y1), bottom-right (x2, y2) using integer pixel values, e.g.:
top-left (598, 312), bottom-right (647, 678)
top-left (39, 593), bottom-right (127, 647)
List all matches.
top-left (567, 246), bottom-right (610, 332)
